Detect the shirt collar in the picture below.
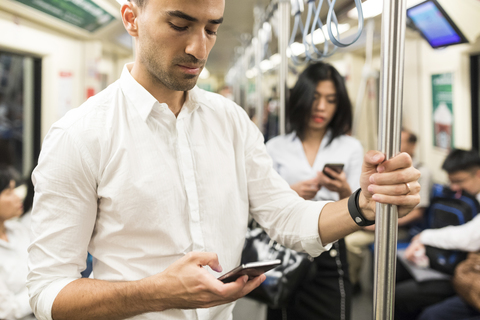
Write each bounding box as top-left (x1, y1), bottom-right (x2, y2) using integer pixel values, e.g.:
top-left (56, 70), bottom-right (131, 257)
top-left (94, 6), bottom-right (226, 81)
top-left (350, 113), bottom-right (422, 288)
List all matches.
top-left (119, 63), bottom-right (214, 122)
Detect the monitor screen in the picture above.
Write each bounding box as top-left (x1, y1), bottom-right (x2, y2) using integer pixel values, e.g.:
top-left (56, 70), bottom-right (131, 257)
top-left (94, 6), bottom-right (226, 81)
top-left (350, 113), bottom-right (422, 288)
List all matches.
top-left (407, 0), bottom-right (468, 48)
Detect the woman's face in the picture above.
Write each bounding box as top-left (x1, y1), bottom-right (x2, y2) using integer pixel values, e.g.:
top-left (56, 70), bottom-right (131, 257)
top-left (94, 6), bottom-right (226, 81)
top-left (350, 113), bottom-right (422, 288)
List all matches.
top-left (0, 180), bottom-right (23, 222)
top-left (308, 80), bottom-right (337, 131)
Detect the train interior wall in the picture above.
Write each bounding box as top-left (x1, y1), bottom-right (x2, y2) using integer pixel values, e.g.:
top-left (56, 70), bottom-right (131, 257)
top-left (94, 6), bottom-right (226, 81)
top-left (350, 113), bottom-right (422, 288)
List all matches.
top-left (1, 1), bottom-right (480, 184)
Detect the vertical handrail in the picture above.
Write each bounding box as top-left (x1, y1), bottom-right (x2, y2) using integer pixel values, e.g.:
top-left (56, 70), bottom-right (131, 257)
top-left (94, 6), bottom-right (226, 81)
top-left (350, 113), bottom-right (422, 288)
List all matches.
top-left (374, 0), bottom-right (406, 319)
top-left (278, 0), bottom-right (290, 135)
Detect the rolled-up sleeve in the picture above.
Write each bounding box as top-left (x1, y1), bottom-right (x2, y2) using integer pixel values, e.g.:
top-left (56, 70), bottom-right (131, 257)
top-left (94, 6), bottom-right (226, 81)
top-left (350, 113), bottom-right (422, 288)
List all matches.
top-left (242, 119), bottom-right (331, 257)
top-left (27, 127), bottom-right (98, 320)
top-left (420, 214), bottom-right (480, 252)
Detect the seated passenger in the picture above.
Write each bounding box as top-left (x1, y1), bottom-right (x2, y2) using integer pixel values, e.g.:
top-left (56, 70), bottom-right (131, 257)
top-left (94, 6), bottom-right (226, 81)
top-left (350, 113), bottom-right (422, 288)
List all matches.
top-left (395, 149), bottom-right (480, 320)
top-left (0, 165), bottom-right (35, 320)
top-left (417, 294), bottom-right (480, 320)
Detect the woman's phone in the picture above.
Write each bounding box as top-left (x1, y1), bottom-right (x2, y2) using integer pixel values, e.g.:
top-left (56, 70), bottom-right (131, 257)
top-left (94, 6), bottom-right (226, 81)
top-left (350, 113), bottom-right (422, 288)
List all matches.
top-left (322, 163), bottom-right (344, 179)
top-left (217, 259), bottom-right (282, 283)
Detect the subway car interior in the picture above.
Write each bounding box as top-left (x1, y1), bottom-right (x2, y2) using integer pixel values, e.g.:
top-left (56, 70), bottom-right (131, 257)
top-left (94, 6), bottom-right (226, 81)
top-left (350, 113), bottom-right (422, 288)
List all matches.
top-left (1, 0), bottom-right (480, 319)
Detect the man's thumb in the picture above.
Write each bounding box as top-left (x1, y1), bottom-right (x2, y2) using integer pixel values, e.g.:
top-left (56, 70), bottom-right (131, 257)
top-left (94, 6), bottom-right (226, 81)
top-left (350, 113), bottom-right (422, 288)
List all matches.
top-left (364, 151), bottom-right (385, 171)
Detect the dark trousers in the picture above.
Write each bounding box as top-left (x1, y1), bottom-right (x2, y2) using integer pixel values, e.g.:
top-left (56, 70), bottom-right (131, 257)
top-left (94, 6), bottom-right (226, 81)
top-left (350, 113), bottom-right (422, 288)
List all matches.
top-left (395, 261), bottom-right (455, 320)
top-left (418, 295), bottom-right (480, 320)
top-left (267, 239), bottom-right (352, 320)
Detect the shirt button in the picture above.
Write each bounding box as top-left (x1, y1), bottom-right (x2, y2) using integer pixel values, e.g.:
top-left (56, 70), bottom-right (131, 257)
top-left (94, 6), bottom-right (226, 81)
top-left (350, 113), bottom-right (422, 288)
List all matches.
top-left (330, 249), bottom-right (338, 258)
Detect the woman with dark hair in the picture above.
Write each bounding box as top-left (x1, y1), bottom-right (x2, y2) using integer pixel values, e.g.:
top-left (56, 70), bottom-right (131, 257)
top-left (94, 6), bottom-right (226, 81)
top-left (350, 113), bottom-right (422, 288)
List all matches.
top-left (0, 165), bottom-right (35, 320)
top-left (266, 62), bottom-right (363, 320)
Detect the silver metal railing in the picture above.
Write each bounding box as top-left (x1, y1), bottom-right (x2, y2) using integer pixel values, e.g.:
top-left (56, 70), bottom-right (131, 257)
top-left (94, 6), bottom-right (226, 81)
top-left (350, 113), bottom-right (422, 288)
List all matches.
top-left (374, 0), bottom-right (407, 319)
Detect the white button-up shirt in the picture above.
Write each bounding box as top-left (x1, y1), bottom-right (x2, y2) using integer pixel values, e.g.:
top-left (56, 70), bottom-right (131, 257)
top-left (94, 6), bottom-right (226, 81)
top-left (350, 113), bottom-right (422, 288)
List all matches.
top-left (0, 220), bottom-right (35, 320)
top-left (266, 132), bottom-right (364, 201)
top-left (419, 193), bottom-right (480, 252)
top-left (27, 64), bottom-right (329, 320)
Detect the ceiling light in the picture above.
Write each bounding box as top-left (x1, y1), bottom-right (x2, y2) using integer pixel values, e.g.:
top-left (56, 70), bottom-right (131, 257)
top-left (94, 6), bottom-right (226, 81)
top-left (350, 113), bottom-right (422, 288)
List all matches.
top-left (246, 68), bottom-right (258, 79)
top-left (307, 23), bottom-right (351, 45)
top-left (348, 0), bottom-right (423, 20)
top-left (269, 53), bottom-right (281, 66)
top-left (199, 68), bottom-right (210, 79)
top-left (290, 42), bottom-right (306, 56)
top-left (260, 59), bottom-right (274, 72)
top-left (348, 0), bottom-right (383, 20)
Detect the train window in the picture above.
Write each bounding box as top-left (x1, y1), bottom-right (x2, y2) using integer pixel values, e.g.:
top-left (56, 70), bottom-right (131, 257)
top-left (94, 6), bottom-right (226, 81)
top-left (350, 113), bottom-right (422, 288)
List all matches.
top-left (0, 51), bottom-right (41, 178)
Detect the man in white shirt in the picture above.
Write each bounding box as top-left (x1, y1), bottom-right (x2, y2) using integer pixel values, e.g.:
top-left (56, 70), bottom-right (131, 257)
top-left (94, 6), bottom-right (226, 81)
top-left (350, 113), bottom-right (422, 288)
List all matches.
top-left (395, 149), bottom-right (480, 320)
top-left (27, 1), bottom-right (421, 320)
top-left (405, 148), bottom-right (480, 259)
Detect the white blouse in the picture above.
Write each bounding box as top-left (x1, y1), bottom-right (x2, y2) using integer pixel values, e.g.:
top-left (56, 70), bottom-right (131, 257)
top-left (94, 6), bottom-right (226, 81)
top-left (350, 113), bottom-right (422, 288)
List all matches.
top-left (266, 131), bottom-right (364, 201)
top-left (0, 220), bottom-right (35, 320)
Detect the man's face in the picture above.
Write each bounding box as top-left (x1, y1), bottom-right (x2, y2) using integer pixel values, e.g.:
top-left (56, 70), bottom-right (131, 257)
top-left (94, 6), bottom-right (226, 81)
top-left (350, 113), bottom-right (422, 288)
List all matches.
top-left (400, 131), bottom-right (415, 158)
top-left (134, 0), bottom-right (224, 91)
top-left (448, 168), bottom-right (480, 196)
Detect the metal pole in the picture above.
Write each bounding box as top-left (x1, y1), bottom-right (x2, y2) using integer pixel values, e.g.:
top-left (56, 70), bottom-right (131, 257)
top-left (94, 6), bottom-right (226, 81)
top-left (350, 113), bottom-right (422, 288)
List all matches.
top-left (373, 0), bottom-right (406, 319)
top-left (278, 0), bottom-right (289, 135)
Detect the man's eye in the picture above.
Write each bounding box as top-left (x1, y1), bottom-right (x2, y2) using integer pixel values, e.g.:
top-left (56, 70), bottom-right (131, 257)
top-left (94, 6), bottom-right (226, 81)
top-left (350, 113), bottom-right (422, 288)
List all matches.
top-left (206, 29), bottom-right (217, 36)
top-left (327, 100), bottom-right (337, 104)
top-left (169, 22), bottom-right (187, 32)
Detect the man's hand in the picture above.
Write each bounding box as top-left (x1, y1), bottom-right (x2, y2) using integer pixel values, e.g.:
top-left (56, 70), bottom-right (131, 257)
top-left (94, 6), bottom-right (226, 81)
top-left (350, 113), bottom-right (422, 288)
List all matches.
top-left (358, 151), bottom-right (421, 221)
top-left (404, 235), bottom-right (426, 263)
top-left (317, 169), bottom-right (352, 199)
top-left (143, 252), bottom-right (266, 311)
top-left (290, 177), bottom-right (320, 200)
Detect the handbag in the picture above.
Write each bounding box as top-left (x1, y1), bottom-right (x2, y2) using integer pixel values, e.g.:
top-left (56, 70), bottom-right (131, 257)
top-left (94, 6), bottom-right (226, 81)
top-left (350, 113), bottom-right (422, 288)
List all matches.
top-left (240, 222), bottom-right (315, 309)
top-left (452, 252), bottom-right (480, 311)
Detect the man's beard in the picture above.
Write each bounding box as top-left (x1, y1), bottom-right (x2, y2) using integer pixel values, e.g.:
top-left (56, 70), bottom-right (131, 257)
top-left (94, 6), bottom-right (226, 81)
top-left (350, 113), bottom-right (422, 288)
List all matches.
top-left (140, 42), bottom-right (206, 92)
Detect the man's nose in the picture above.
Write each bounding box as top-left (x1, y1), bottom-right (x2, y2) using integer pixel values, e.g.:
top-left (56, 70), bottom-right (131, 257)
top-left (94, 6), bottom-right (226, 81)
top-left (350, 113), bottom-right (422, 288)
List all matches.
top-left (185, 31), bottom-right (208, 61)
top-left (450, 183), bottom-right (461, 192)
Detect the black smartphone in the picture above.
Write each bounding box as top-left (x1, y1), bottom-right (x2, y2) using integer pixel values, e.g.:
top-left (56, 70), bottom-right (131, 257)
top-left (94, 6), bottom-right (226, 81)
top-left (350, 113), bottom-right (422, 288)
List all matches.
top-left (322, 163), bottom-right (344, 179)
top-left (217, 259), bottom-right (282, 283)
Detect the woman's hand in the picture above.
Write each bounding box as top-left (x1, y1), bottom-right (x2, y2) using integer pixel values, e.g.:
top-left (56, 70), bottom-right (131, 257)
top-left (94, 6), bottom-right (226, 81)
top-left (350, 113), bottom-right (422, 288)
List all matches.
top-left (290, 177), bottom-right (321, 200)
top-left (317, 169), bottom-right (352, 199)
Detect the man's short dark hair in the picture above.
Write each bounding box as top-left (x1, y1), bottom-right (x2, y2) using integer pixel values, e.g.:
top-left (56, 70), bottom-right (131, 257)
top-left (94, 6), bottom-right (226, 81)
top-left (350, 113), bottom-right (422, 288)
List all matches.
top-left (402, 128), bottom-right (417, 144)
top-left (442, 149), bottom-right (480, 174)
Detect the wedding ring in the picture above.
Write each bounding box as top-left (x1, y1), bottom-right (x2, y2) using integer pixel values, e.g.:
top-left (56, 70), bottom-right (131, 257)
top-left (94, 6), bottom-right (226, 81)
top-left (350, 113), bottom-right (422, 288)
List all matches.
top-left (405, 182), bottom-right (411, 195)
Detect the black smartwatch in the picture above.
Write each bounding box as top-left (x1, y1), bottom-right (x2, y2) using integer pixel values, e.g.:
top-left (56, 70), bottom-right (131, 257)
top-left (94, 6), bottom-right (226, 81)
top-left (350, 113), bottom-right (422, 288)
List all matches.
top-left (348, 188), bottom-right (375, 227)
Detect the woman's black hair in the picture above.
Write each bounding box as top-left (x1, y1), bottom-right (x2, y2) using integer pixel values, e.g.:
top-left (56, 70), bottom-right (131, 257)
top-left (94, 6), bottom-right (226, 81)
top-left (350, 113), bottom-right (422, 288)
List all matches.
top-left (287, 62), bottom-right (352, 145)
top-left (0, 164), bottom-right (14, 193)
top-left (22, 169), bottom-right (35, 214)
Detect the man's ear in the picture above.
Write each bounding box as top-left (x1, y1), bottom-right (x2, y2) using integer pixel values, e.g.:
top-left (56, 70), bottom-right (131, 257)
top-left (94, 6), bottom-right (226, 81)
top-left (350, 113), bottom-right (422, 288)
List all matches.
top-left (121, 2), bottom-right (139, 37)
top-left (475, 168), bottom-right (480, 179)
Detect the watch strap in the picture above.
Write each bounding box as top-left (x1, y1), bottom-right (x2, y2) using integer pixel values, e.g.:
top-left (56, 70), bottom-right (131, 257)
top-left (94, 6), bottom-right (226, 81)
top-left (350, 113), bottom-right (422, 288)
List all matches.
top-left (348, 188), bottom-right (375, 227)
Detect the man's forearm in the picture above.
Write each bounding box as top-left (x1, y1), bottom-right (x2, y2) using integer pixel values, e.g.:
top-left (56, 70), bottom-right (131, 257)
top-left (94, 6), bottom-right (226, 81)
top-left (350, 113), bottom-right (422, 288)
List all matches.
top-left (51, 277), bottom-right (160, 320)
top-left (318, 198), bottom-right (361, 244)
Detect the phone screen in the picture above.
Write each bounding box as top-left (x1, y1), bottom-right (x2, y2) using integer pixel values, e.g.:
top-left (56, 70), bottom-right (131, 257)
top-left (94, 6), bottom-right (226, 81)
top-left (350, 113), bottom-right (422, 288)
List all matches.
top-left (217, 260), bottom-right (281, 283)
top-left (323, 163), bottom-right (344, 179)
